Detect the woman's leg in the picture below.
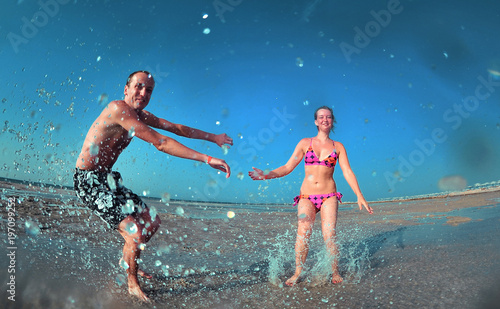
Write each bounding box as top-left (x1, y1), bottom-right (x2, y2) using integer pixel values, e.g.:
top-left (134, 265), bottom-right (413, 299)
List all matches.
top-left (320, 196), bottom-right (342, 284)
top-left (286, 199), bottom-right (317, 286)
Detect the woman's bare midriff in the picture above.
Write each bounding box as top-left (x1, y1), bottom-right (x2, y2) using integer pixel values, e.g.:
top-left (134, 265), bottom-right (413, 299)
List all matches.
top-left (300, 166), bottom-right (337, 195)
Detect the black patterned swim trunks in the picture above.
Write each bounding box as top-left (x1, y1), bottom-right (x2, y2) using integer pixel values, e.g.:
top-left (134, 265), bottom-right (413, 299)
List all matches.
top-left (73, 168), bottom-right (148, 229)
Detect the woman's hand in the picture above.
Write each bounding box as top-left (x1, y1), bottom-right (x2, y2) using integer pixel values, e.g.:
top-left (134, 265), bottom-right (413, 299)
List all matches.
top-left (248, 167), bottom-right (267, 180)
top-left (358, 197), bottom-right (373, 214)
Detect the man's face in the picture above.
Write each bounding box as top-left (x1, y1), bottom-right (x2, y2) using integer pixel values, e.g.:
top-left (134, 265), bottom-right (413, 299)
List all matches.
top-left (124, 72), bottom-right (155, 110)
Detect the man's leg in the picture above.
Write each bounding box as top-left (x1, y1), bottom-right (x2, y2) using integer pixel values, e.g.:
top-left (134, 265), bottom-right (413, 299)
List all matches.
top-left (142, 207), bottom-right (161, 243)
top-left (118, 215), bottom-right (150, 302)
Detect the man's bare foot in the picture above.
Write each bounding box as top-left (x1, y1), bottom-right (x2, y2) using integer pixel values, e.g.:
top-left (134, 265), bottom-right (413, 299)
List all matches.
top-left (285, 274), bottom-right (300, 287)
top-left (128, 284), bottom-right (151, 303)
top-left (119, 258), bottom-right (153, 279)
top-left (332, 272), bottom-right (343, 284)
top-left (137, 269), bottom-right (152, 279)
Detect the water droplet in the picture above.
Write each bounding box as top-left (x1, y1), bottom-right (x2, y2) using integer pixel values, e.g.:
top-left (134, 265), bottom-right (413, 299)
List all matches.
top-left (122, 200), bottom-right (135, 214)
top-left (215, 120), bottom-right (220, 126)
top-left (161, 192), bottom-right (171, 203)
top-left (149, 206), bottom-right (158, 221)
top-left (96, 56), bottom-right (101, 62)
top-left (203, 28), bottom-right (211, 34)
top-left (175, 207), bottom-right (185, 216)
top-left (161, 265), bottom-right (169, 276)
top-left (125, 222), bottom-right (138, 234)
top-left (207, 179), bottom-right (217, 187)
top-left (202, 13), bottom-right (208, 19)
top-left (89, 143), bottom-right (99, 156)
top-left (139, 244), bottom-right (146, 251)
top-left (157, 244), bottom-right (171, 256)
top-left (227, 211), bottom-right (235, 218)
top-left (221, 145), bottom-right (229, 155)
top-left (119, 259), bottom-right (129, 270)
top-left (237, 172), bottom-right (244, 180)
top-left (488, 68), bottom-right (500, 80)
top-left (115, 274), bottom-right (126, 286)
top-left (438, 175), bottom-right (467, 191)
top-left (296, 57), bottom-right (304, 67)
top-left (155, 260), bottom-right (162, 267)
top-left (97, 93), bottom-right (108, 106)
top-left (128, 126), bottom-right (135, 138)
top-left (303, 100), bottom-right (309, 106)
top-left (25, 220), bottom-right (40, 236)
top-left (107, 173), bottom-right (117, 191)
top-left (142, 189), bottom-right (149, 196)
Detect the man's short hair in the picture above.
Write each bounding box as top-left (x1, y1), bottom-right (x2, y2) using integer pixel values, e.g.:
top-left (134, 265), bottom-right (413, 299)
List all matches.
top-left (126, 70), bottom-right (154, 86)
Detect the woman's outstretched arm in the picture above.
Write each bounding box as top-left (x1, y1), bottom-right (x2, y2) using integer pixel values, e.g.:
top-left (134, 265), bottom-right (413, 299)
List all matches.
top-left (249, 138), bottom-right (307, 180)
top-left (336, 141), bottom-right (373, 214)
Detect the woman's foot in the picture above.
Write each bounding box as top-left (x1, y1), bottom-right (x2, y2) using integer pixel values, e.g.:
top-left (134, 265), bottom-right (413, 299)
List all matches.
top-left (285, 274), bottom-right (300, 286)
top-left (331, 272), bottom-right (343, 284)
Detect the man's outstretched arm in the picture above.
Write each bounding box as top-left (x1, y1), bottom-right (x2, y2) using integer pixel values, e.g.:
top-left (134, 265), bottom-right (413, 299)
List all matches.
top-left (138, 110), bottom-right (233, 147)
top-left (111, 102), bottom-right (231, 177)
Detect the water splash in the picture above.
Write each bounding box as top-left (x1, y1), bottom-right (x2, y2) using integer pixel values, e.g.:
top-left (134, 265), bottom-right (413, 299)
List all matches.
top-left (267, 230), bottom-right (294, 286)
top-left (125, 222), bottom-right (138, 234)
top-left (25, 220), bottom-right (41, 236)
top-left (122, 200), bottom-right (135, 214)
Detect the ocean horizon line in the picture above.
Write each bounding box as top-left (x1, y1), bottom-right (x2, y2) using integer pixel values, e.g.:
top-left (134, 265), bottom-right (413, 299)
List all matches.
top-left (1, 176), bottom-right (499, 207)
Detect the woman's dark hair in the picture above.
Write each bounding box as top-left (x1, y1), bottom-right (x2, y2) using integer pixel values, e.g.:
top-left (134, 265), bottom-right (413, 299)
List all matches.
top-left (126, 70), bottom-right (154, 86)
top-left (314, 105), bottom-right (336, 133)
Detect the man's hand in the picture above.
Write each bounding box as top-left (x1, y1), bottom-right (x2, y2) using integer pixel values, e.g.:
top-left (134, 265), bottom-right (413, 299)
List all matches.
top-left (208, 157), bottom-right (231, 178)
top-left (214, 133), bottom-right (233, 148)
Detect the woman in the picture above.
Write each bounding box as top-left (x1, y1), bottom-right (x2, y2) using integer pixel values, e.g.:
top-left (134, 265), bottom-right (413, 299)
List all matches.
top-left (248, 106), bottom-right (373, 286)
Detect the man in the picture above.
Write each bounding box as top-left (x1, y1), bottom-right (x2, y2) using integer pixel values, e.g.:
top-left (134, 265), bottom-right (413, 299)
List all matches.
top-left (73, 70), bottom-right (232, 302)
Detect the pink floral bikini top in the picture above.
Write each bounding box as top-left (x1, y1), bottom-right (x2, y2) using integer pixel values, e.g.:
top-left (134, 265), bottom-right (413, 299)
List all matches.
top-left (304, 139), bottom-right (338, 169)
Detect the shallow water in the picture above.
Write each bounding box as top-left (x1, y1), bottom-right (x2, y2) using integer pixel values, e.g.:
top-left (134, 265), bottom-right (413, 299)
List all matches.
top-left (1, 187), bottom-right (500, 308)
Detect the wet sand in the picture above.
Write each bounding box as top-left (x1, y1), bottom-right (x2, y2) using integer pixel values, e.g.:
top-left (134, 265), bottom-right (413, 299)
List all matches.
top-left (1, 182), bottom-right (499, 308)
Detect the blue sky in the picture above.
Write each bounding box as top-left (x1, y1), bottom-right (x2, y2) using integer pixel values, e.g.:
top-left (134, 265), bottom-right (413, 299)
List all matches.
top-left (1, 0), bottom-right (499, 203)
